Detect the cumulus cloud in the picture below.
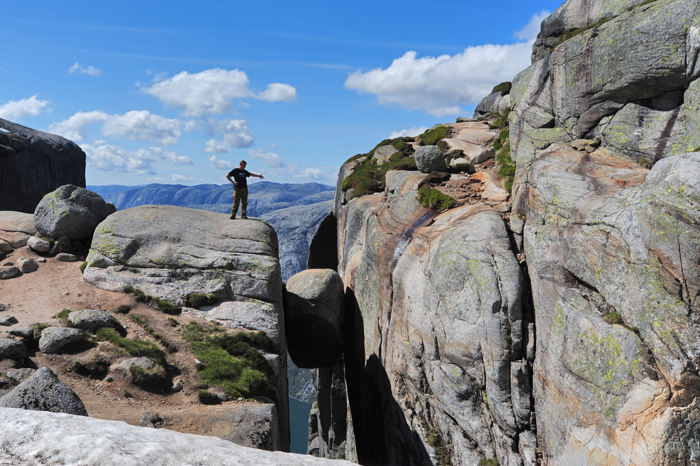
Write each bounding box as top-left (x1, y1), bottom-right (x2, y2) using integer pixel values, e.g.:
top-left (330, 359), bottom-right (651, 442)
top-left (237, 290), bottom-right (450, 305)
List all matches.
top-left (294, 167), bottom-right (335, 181)
top-left (257, 83), bottom-right (297, 102)
top-left (171, 174), bottom-right (200, 183)
top-left (209, 155), bottom-right (234, 170)
top-left (150, 146), bottom-right (194, 165)
top-left (141, 68), bottom-right (297, 116)
top-left (204, 119), bottom-right (255, 153)
top-left (0, 95), bottom-right (50, 121)
top-left (81, 140), bottom-right (155, 175)
top-left (515, 10), bottom-right (550, 41)
top-left (389, 126), bottom-right (429, 139)
top-left (68, 62), bottom-right (102, 76)
top-left (344, 11), bottom-right (548, 116)
top-left (246, 148), bottom-right (335, 180)
top-left (49, 110), bottom-right (181, 145)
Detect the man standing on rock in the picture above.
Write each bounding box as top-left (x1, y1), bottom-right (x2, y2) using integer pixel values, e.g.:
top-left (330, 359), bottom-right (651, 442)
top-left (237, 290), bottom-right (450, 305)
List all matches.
top-left (226, 160), bottom-right (264, 219)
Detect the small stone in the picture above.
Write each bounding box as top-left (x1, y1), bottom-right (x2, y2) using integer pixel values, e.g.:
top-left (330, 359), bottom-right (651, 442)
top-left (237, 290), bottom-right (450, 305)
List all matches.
top-left (106, 376), bottom-right (113, 382)
top-left (56, 253), bottom-right (77, 262)
top-left (0, 337), bottom-right (28, 360)
top-left (27, 236), bottom-right (51, 253)
top-left (18, 257), bottom-right (39, 273)
top-left (9, 327), bottom-right (34, 340)
top-left (118, 357), bottom-right (157, 372)
top-left (0, 303), bottom-right (7, 312)
top-left (194, 359), bottom-right (202, 365)
top-left (215, 393), bottom-right (228, 402)
top-left (171, 381), bottom-right (183, 393)
top-left (6, 368), bottom-right (35, 383)
top-left (0, 266), bottom-right (20, 280)
top-left (2, 262), bottom-right (13, 266)
top-left (0, 240), bottom-right (12, 253)
top-left (67, 309), bottom-right (115, 332)
top-left (0, 316), bottom-right (18, 326)
top-left (36, 257), bottom-right (46, 263)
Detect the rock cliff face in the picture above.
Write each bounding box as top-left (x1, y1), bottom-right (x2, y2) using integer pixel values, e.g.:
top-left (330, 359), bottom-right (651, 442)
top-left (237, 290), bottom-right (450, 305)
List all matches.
top-left (308, 1), bottom-right (700, 464)
top-left (0, 119), bottom-right (86, 214)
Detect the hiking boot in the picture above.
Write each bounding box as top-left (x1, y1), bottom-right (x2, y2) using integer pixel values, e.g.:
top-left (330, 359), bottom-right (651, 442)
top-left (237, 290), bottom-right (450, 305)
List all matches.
top-left (230, 215), bottom-right (236, 219)
top-left (241, 215), bottom-right (248, 219)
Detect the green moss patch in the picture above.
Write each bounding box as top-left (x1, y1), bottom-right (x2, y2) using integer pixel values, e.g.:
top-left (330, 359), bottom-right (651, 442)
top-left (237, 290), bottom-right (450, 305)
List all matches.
top-left (116, 305), bottom-right (131, 314)
top-left (491, 81), bottom-right (512, 96)
top-left (198, 389), bottom-right (221, 405)
top-left (129, 365), bottom-right (169, 392)
top-left (603, 312), bottom-right (624, 325)
top-left (418, 126), bottom-right (449, 146)
top-left (496, 141), bottom-right (515, 192)
top-left (181, 322), bottom-right (277, 401)
top-left (124, 286), bottom-right (181, 315)
top-left (79, 261), bottom-right (87, 273)
top-left (418, 187), bottom-right (456, 211)
top-left (186, 293), bottom-right (218, 309)
top-left (96, 328), bottom-right (167, 366)
top-left (74, 354), bottom-right (110, 379)
top-left (490, 108), bottom-right (511, 130)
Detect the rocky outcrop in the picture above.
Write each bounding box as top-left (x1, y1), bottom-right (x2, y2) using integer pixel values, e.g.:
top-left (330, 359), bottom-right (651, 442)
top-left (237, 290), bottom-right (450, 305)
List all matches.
top-left (285, 269), bottom-right (346, 369)
top-left (0, 367), bottom-right (88, 416)
top-left (34, 184), bottom-right (116, 240)
top-left (83, 204), bottom-right (289, 450)
top-left (473, 90), bottom-right (512, 119)
top-left (0, 407), bottom-right (355, 466)
top-left (0, 119), bottom-right (86, 214)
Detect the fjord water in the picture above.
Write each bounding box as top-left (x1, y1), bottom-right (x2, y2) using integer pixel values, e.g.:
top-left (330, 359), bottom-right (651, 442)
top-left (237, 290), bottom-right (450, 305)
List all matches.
top-left (289, 397), bottom-right (312, 453)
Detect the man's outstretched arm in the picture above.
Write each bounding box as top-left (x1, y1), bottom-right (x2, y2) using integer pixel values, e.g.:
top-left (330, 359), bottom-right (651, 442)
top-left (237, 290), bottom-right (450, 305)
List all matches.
top-left (249, 173), bottom-right (264, 179)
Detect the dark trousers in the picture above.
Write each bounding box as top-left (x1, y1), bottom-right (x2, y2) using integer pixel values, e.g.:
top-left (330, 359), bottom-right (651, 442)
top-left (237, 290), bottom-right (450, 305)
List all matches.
top-left (232, 187), bottom-right (248, 217)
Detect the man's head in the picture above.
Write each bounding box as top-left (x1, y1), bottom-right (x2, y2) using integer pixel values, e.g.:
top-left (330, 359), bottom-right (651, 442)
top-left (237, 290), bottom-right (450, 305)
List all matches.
top-left (239, 160), bottom-right (247, 169)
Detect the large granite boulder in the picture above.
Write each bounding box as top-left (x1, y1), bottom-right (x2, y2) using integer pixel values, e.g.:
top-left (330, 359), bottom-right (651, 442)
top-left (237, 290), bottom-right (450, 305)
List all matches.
top-left (473, 91), bottom-right (511, 119)
top-left (0, 408), bottom-right (355, 465)
top-left (83, 204), bottom-right (289, 450)
top-left (0, 211), bottom-right (37, 248)
top-left (284, 269), bottom-right (345, 368)
top-left (0, 367), bottom-right (88, 416)
top-left (0, 119), bottom-right (85, 214)
top-left (34, 184), bottom-right (116, 240)
top-left (414, 145), bottom-right (446, 173)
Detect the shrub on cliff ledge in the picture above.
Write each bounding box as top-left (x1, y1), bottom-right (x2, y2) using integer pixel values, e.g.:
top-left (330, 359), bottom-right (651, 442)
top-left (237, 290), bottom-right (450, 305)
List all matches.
top-left (418, 187), bottom-right (456, 211)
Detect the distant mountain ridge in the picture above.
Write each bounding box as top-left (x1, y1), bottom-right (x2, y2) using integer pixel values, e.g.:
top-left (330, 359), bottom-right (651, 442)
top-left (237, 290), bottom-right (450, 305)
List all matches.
top-left (88, 182), bottom-right (334, 218)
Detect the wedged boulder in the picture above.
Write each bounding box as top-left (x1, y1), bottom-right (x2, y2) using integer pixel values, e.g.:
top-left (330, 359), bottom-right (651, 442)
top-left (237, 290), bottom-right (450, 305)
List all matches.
top-left (284, 269), bottom-right (345, 368)
top-left (0, 211), bottom-right (36, 248)
top-left (34, 184), bottom-right (116, 240)
top-left (414, 145), bottom-right (446, 173)
top-left (0, 408), bottom-right (355, 465)
top-left (473, 91), bottom-right (511, 118)
top-left (0, 119), bottom-right (85, 214)
top-left (27, 235), bottom-right (51, 253)
top-left (38, 327), bottom-right (84, 354)
top-left (67, 309), bottom-right (116, 332)
top-left (0, 367), bottom-right (88, 416)
top-left (0, 337), bottom-right (27, 360)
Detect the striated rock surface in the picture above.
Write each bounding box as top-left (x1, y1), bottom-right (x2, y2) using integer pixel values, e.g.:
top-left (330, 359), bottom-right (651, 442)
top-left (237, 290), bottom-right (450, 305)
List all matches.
top-left (0, 407), bottom-right (356, 466)
top-left (0, 119), bottom-right (86, 214)
top-left (83, 204), bottom-right (289, 451)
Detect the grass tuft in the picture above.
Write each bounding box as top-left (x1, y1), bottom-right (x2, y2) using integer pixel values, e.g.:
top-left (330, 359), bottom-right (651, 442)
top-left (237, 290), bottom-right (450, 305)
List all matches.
top-left (418, 126), bottom-right (449, 146)
top-left (129, 365), bottom-right (169, 392)
top-left (74, 354), bottom-right (110, 379)
top-left (479, 459), bottom-right (499, 466)
top-left (418, 188), bottom-right (456, 211)
top-left (186, 293), bottom-right (218, 309)
top-left (123, 389), bottom-right (132, 398)
top-left (603, 312), bottom-right (624, 325)
top-left (198, 389), bottom-right (221, 404)
top-left (491, 82), bottom-right (512, 96)
top-left (79, 262), bottom-right (87, 273)
top-left (96, 328), bottom-right (167, 365)
top-left (124, 286), bottom-right (181, 315)
top-left (116, 305), bottom-right (131, 314)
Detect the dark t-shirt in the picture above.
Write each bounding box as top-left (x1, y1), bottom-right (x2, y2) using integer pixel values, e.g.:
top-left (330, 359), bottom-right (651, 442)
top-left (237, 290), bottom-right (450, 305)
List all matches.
top-left (229, 168), bottom-right (251, 188)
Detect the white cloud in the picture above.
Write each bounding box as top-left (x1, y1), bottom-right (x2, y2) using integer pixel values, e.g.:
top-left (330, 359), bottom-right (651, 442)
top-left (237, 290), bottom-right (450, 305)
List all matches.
top-left (515, 10), bottom-right (550, 41)
top-left (389, 126), bottom-right (429, 139)
top-left (101, 110), bottom-right (181, 146)
top-left (257, 83), bottom-right (297, 102)
top-left (49, 110), bottom-right (181, 145)
top-left (0, 95), bottom-right (50, 121)
top-left (150, 146), bottom-right (194, 165)
top-left (247, 148), bottom-right (293, 176)
top-left (81, 141), bottom-right (155, 175)
top-left (294, 167), bottom-right (336, 181)
top-left (344, 12), bottom-right (548, 117)
top-left (171, 174), bottom-right (200, 183)
top-left (68, 62), bottom-right (102, 77)
top-left (209, 155), bottom-right (234, 170)
top-left (141, 68), bottom-right (297, 116)
top-left (204, 119), bottom-right (254, 153)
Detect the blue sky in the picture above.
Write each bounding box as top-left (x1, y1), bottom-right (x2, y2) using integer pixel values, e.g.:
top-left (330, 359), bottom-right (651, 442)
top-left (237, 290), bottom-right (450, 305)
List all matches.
top-left (1, 1), bottom-right (562, 186)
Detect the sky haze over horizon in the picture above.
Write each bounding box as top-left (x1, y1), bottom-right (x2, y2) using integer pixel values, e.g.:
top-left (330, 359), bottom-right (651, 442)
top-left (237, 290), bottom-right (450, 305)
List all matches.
top-left (1, 1), bottom-right (562, 186)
